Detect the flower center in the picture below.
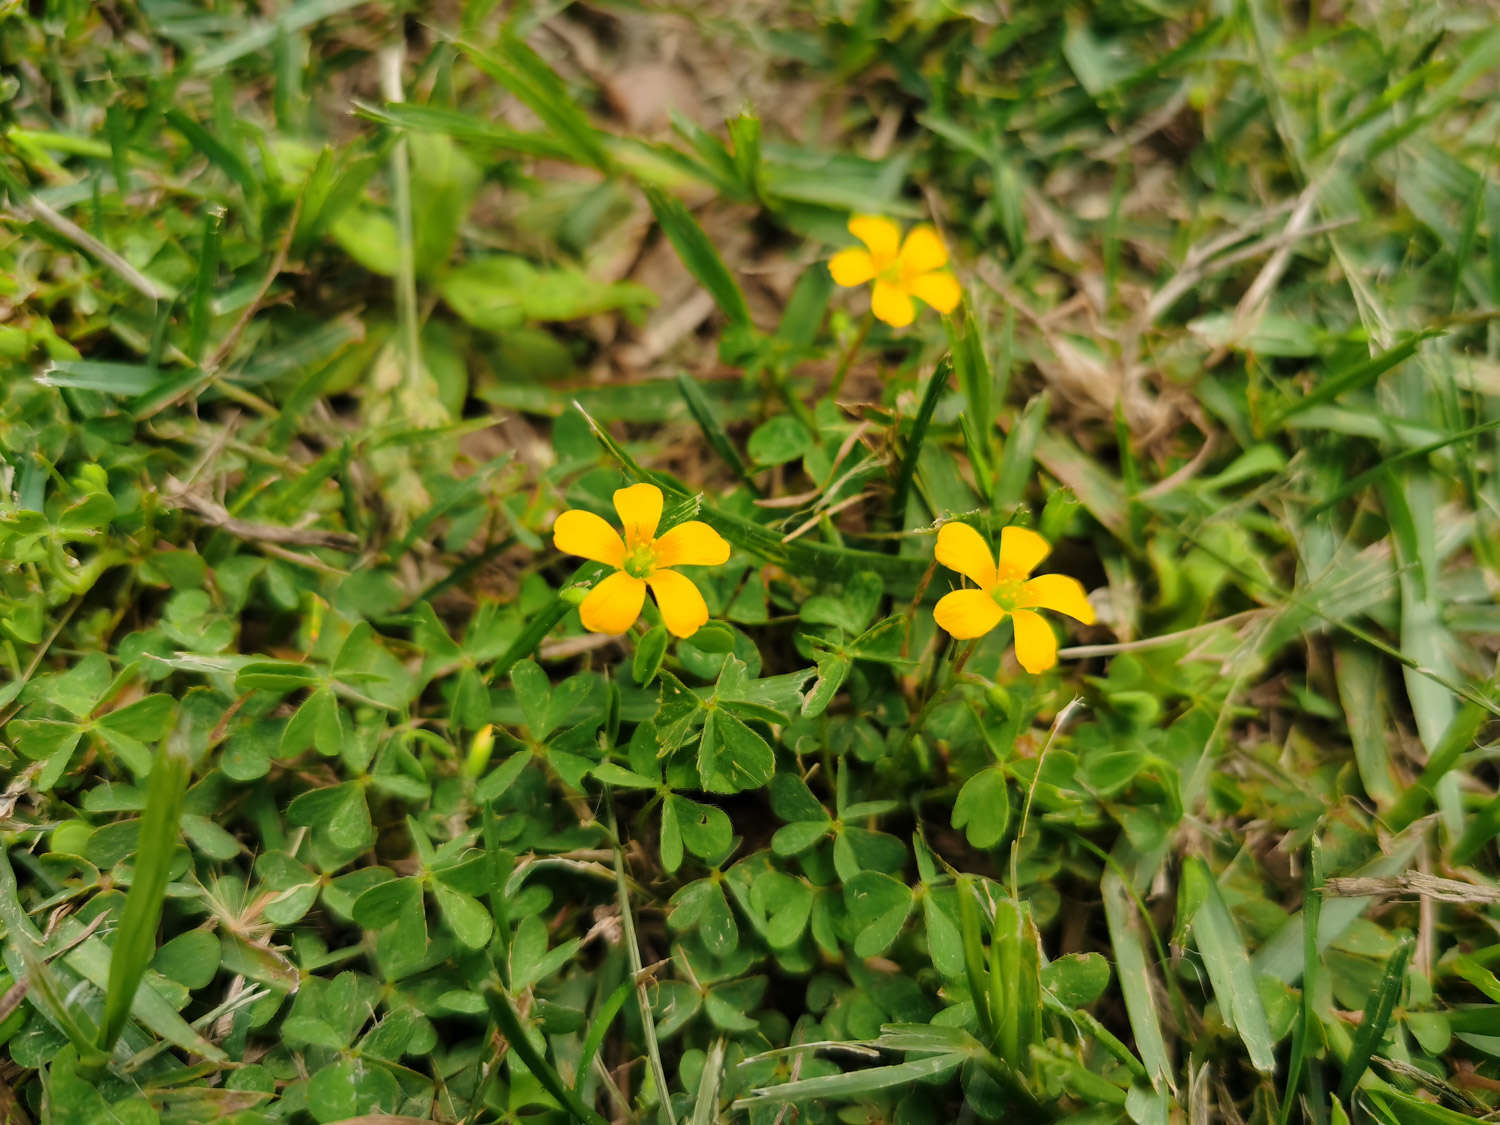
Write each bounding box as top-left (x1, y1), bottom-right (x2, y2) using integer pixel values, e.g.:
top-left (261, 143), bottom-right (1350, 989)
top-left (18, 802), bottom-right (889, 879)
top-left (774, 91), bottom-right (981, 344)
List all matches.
top-left (622, 542), bottom-right (657, 579)
top-left (989, 565), bottom-right (1026, 611)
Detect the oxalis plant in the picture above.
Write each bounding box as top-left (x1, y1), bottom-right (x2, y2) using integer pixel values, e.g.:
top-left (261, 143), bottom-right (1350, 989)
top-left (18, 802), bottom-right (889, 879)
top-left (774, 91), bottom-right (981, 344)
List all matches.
top-left (5, 6), bottom-right (1500, 1125)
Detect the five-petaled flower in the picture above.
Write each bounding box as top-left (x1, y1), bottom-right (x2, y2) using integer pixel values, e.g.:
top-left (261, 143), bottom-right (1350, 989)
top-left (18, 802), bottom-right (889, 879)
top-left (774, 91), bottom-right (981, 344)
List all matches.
top-left (932, 522), bottom-right (1095, 674)
top-left (829, 215), bottom-right (962, 328)
top-left (553, 483), bottom-right (730, 639)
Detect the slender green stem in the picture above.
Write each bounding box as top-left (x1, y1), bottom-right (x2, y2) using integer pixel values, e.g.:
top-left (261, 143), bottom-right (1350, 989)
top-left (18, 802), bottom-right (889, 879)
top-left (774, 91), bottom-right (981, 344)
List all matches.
top-left (381, 45), bottom-right (421, 396)
top-left (829, 312), bottom-right (874, 399)
top-left (606, 795), bottom-right (678, 1125)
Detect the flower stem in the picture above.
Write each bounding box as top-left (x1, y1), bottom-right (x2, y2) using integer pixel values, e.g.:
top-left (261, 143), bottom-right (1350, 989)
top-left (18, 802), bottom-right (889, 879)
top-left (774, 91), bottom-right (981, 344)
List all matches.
top-left (829, 311), bottom-right (874, 399)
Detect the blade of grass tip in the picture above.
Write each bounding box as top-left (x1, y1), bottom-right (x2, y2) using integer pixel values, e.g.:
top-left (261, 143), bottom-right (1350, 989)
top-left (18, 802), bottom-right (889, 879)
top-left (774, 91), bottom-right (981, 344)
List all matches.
top-left (483, 979), bottom-right (609, 1125)
top-left (674, 374), bottom-right (757, 492)
top-left (97, 728), bottom-right (190, 1056)
top-left (574, 977), bottom-right (634, 1095)
top-left (690, 1037), bottom-right (725, 1125)
top-left (1336, 938), bottom-right (1413, 1104)
top-left (380, 46), bottom-right (422, 403)
top-left (891, 356), bottom-right (952, 529)
top-left (606, 796), bottom-right (679, 1125)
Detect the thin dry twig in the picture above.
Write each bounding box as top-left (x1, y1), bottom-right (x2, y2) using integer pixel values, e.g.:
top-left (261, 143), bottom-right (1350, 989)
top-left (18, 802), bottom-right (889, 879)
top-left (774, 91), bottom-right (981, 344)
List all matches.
top-left (1323, 873), bottom-right (1500, 904)
top-left (165, 476), bottom-right (360, 551)
top-left (6, 195), bottom-right (173, 302)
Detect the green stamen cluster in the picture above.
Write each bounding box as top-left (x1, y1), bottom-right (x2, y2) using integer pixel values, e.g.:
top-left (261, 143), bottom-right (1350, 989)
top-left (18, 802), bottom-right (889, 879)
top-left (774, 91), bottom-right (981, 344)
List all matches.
top-left (990, 566), bottom-right (1026, 611)
top-left (622, 543), bottom-right (657, 579)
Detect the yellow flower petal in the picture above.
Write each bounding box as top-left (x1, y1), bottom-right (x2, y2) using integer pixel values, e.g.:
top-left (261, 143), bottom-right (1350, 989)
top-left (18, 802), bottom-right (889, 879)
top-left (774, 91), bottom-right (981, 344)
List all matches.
top-left (654, 520), bottom-right (730, 568)
top-left (870, 279), bottom-right (915, 327)
top-left (899, 225), bottom-right (949, 274)
top-left (829, 247), bottom-right (876, 287)
top-left (552, 509), bottom-right (625, 567)
top-left (933, 588), bottom-right (1005, 640)
top-left (647, 568), bottom-right (710, 638)
top-left (613, 482), bottom-right (662, 547)
top-left (848, 215), bottom-right (901, 266)
top-left (579, 571), bottom-right (647, 635)
top-left (1010, 609), bottom-right (1058, 674)
top-left (908, 269), bottom-right (962, 314)
top-left (935, 522), bottom-right (997, 588)
top-left (1020, 573), bottom-right (1095, 625)
top-left (998, 526), bottom-right (1050, 577)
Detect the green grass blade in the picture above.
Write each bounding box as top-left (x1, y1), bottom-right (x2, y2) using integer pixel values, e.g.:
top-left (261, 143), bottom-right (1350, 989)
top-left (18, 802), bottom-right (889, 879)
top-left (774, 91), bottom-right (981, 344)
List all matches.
top-left (674, 373), bottom-right (756, 489)
top-left (38, 360), bottom-right (170, 395)
top-left (990, 897), bottom-right (1021, 1069)
top-left (1184, 857), bottom-right (1277, 1074)
top-left (607, 797), bottom-right (677, 1125)
top-left (574, 976), bottom-right (634, 1094)
top-left (690, 1037), bottom-right (725, 1125)
top-left (1336, 938), bottom-right (1413, 1104)
top-left (353, 99), bottom-right (577, 161)
top-left (644, 187), bottom-right (752, 330)
top-left (456, 33), bottom-right (611, 172)
top-left (949, 315), bottom-right (992, 446)
top-left (0, 851), bottom-right (108, 1067)
top-left (1101, 869), bottom-right (1172, 1090)
top-left (1385, 700), bottom-right (1489, 832)
top-left (187, 206), bottom-right (223, 364)
top-left (189, 0), bottom-right (364, 72)
top-left (1279, 840), bottom-right (1326, 1125)
top-left (97, 730), bottom-right (190, 1054)
top-left (956, 877), bottom-right (997, 1047)
top-left (484, 980), bottom-right (609, 1125)
top-left (993, 392), bottom-right (1048, 512)
top-left (1264, 330), bottom-right (1440, 428)
top-left (163, 107), bottom-right (257, 199)
top-left (892, 356), bottom-right (951, 525)
top-left (741, 1052), bottom-right (965, 1105)
top-left (487, 562), bottom-right (605, 683)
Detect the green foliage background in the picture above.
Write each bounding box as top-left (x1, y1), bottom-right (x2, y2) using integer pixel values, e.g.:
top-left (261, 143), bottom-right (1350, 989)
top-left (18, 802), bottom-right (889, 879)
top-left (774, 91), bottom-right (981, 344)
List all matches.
top-left (3, 1), bottom-right (1500, 1123)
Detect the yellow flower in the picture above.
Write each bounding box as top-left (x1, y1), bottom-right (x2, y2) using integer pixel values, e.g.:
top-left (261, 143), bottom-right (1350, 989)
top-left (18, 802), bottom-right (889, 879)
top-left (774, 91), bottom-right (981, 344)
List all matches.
top-left (553, 483), bottom-right (731, 639)
top-left (828, 215), bottom-right (962, 328)
top-left (932, 522), bottom-right (1095, 674)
